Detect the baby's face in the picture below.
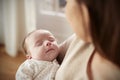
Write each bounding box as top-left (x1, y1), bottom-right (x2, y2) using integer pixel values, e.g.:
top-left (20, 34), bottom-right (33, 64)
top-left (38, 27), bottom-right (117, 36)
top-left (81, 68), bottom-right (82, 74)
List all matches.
top-left (26, 30), bottom-right (59, 61)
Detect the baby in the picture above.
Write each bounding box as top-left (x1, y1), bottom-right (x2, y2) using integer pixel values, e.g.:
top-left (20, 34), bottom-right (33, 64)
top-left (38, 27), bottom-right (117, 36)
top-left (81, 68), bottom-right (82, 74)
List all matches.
top-left (16, 29), bottom-right (60, 80)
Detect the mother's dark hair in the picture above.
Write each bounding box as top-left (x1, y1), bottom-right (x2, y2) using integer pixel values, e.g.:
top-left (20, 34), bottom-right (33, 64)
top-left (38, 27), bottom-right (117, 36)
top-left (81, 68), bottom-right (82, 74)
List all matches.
top-left (76, 0), bottom-right (120, 67)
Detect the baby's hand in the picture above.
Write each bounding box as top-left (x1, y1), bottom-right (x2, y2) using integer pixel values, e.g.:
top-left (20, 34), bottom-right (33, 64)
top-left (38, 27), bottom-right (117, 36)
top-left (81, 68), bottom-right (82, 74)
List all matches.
top-left (53, 59), bottom-right (59, 65)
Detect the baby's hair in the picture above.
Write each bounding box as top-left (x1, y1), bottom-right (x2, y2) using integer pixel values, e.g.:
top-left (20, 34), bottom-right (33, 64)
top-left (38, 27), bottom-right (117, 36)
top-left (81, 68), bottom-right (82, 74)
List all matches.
top-left (22, 30), bottom-right (37, 55)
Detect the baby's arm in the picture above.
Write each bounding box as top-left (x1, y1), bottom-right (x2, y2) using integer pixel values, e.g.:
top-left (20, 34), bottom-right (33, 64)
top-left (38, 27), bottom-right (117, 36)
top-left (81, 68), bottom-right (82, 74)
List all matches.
top-left (16, 60), bottom-right (34, 80)
top-left (57, 34), bottom-right (75, 64)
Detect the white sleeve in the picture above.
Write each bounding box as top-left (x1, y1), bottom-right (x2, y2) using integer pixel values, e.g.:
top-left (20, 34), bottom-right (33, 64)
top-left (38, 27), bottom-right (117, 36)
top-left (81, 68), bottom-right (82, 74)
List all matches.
top-left (15, 60), bottom-right (34, 80)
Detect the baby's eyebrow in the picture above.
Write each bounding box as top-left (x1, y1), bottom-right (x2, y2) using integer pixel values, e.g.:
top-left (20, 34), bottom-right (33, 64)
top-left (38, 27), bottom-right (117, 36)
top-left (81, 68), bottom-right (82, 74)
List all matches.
top-left (48, 36), bottom-right (56, 40)
top-left (49, 35), bottom-right (56, 38)
top-left (48, 36), bottom-right (54, 38)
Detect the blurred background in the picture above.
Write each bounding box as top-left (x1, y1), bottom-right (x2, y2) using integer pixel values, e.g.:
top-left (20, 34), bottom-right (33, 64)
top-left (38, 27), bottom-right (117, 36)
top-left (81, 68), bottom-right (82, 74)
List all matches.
top-left (0, 0), bottom-right (73, 80)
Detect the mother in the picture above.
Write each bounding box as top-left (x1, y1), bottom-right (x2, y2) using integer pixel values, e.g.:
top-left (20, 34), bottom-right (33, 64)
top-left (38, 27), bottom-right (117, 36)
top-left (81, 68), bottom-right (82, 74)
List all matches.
top-left (56, 0), bottom-right (120, 80)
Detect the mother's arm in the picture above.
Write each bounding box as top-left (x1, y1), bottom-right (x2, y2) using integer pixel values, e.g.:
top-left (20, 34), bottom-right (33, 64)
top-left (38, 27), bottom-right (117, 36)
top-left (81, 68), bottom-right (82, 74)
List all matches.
top-left (57, 34), bottom-right (75, 64)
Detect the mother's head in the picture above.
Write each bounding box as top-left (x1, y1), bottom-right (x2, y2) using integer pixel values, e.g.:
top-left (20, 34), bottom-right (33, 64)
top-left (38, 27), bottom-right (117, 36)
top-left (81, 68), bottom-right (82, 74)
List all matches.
top-left (65, 0), bottom-right (120, 67)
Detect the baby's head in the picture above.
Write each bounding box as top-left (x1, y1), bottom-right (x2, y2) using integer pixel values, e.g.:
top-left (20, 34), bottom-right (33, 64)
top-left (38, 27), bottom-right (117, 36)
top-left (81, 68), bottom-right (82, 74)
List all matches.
top-left (22, 29), bottom-right (59, 61)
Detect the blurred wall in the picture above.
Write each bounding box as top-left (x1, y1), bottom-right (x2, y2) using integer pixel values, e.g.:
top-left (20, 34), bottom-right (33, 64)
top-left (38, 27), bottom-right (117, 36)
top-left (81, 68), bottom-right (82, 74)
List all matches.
top-left (36, 11), bottom-right (73, 43)
top-left (35, 0), bottom-right (73, 43)
top-left (0, 0), bottom-right (73, 45)
top-left (0, 0), bottom-right (4, 44)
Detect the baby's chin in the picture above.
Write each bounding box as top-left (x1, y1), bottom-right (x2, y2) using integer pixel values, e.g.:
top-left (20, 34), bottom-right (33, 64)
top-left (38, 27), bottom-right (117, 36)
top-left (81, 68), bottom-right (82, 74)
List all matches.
top-left (46, 53), bottom-right (58, 61)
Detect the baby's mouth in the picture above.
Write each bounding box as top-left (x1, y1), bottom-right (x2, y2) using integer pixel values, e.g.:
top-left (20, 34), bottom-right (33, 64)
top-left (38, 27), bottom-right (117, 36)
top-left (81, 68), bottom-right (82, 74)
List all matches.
top-left (46, 48), bottom-right (55, 53)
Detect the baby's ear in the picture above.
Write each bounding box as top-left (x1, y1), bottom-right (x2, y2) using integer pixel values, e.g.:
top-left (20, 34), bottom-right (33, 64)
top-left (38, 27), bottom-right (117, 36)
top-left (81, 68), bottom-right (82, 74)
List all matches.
top-left (26, 55), bottom-right (32, 59)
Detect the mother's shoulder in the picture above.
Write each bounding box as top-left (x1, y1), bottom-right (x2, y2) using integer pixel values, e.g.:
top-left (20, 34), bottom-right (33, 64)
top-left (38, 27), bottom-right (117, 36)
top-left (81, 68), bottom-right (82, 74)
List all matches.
top-left (91, 52), bottom-right (120, 80)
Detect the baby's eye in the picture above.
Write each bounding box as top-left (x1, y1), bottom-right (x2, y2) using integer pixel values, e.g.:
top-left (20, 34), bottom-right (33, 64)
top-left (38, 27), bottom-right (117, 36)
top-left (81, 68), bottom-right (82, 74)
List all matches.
top-left (48, 37), bottom-right (55, 42)
top-left (35, 41), bottom-right (43, 46)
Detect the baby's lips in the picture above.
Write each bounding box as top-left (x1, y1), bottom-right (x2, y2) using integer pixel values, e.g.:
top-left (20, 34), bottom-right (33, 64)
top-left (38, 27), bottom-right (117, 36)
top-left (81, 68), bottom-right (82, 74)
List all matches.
top-left (46, 48), bottom-right (55, 53)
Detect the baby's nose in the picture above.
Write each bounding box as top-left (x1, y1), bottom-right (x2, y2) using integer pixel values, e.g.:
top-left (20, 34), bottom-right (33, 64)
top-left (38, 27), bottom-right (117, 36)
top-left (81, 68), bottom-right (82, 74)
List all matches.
top-left (45, 41), bottom-right (51, 46)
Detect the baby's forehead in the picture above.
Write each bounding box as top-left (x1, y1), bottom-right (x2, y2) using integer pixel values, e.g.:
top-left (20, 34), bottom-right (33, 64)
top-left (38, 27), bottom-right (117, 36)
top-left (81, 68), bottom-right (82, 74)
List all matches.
top-left (27, 30), bottom-right (53, 41)
top-left (33, 30), bottom-right (53, 37)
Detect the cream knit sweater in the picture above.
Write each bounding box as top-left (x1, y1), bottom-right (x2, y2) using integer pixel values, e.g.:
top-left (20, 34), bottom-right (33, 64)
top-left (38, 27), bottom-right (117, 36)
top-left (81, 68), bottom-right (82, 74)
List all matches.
top-left (16, 59), bottom-right (59, 80)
